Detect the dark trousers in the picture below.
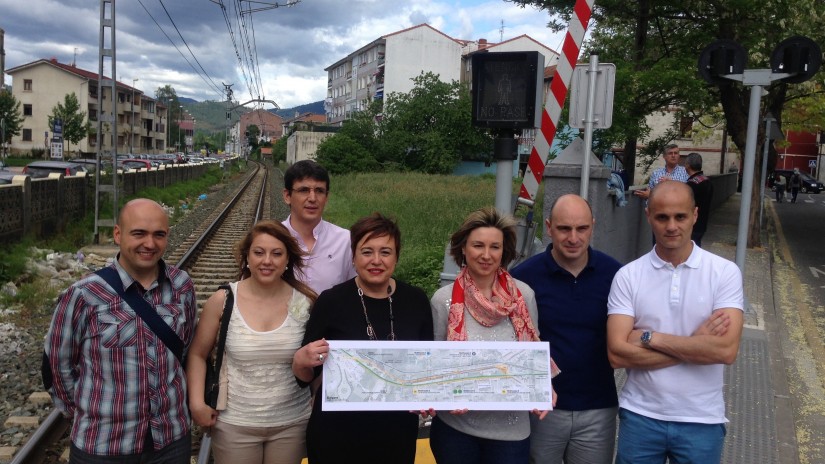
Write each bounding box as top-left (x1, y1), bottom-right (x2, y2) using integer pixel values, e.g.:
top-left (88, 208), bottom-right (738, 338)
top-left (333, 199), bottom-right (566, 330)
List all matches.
top-left (791, 187), bottom-right (799, 203)
top-left (429, 415), bottom-right (530, 464)
top-left (69, 432), bottom-right (191, 464)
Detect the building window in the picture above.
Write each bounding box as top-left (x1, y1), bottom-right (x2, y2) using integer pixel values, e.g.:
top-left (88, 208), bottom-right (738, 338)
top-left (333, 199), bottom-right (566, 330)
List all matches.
top-left (24, 104), bottom-right (33, 116)
top-left (22, 128), bottom-right (33, 141)
top-left (24, 79), bottom-right (33, 91)
top-left (679, 116), bottom-right (694, 138)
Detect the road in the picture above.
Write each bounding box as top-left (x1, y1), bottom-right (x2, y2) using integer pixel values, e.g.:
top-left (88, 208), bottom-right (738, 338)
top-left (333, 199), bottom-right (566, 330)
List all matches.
top-left (768, 191), bottom-right (825, 464)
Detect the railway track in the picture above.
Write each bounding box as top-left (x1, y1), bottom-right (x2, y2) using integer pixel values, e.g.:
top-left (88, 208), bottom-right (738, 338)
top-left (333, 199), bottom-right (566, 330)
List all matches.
top-left (4, 161), bottom-right (270, 464)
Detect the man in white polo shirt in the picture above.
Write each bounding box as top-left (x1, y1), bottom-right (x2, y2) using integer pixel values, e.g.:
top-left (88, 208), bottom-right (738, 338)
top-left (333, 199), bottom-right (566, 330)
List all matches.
top-left (606, 181), bottom-right (744, 463)
top-left (282, 160), bottom-right (356, 294)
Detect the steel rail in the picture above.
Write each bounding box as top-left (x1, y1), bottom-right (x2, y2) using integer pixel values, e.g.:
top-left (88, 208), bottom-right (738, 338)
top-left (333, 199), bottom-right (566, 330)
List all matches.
top-left (10, 161), bottom-right (267, 464)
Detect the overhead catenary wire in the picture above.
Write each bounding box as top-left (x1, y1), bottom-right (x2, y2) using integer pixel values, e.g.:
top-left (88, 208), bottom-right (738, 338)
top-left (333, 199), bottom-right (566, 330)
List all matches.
top-left (136, 0), bottom-right (225, 99)
top-left (158, 0), bottom-right (225, 95)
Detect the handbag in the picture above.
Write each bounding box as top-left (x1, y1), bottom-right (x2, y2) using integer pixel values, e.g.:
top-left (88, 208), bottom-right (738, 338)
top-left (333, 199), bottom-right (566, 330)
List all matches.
top-left (204, 284), bottom-right (234, 409)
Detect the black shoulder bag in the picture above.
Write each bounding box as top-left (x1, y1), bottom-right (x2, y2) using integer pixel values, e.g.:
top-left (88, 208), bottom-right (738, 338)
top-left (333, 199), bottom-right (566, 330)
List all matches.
top-left (42, 266), bottom-right (185, 390)
top-left (204, 284), bottom-right (234, 409)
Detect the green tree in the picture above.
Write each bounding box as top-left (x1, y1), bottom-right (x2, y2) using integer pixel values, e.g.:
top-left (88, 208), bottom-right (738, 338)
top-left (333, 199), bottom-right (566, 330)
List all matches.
top-left (272, 135), bottom-right (287, 163)
top-left (506, 0), bottom-right (825, 246)
top-left (156, 85), bottom-right (183, 151)
top-left (0, 90), bottom-right (24, 157)
top-left (380, 72), bottom-right (492, 174)
top-left (315, 134), bottom-right (379, 174)
top-left (48, 92), bottom-right (91, 154)
top-left (247, 124), bottom-right (261, 151)
top-left (315, 101), bottom-right (382, 173)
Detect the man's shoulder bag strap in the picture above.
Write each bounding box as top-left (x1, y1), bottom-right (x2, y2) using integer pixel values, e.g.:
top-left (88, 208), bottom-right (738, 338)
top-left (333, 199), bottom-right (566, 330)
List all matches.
top-left (96, 266), bottom-right (185, 363)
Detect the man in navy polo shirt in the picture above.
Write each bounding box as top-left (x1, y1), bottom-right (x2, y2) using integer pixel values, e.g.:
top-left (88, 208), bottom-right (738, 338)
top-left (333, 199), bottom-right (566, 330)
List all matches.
top-left (511, 194), bottom-right (622, 464)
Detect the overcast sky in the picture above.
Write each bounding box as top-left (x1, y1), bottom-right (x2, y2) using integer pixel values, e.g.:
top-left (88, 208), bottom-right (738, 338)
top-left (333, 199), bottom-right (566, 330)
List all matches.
top-left (1, 0), bottom-right (564, 108)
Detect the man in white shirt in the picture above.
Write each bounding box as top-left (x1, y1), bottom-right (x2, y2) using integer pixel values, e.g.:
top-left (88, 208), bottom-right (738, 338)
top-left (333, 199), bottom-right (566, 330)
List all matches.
top-left (282, 161), bottom-right (356, 294)
top-left (607, 181), bottom-right (744, 463)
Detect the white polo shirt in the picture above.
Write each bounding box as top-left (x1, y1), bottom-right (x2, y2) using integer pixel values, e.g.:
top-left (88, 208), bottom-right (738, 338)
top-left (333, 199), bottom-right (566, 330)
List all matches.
top-left (607, 244), bottom-right (743, 424)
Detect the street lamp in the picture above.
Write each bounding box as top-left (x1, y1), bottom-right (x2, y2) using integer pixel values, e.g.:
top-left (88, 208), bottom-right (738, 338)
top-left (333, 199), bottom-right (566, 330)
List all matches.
top-left (130, 78), bottom-right (138, 155)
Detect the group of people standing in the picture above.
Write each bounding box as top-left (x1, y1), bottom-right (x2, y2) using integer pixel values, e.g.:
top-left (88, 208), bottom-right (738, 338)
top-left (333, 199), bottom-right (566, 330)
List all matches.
top-left (773, 168), bottom-right (802, 203)
top-left (45, 157), bottom-right (744, 464)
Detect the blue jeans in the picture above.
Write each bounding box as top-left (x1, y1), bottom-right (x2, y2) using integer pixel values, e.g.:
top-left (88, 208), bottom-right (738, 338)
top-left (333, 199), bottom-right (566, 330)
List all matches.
top-left (69, 432), bottom-right (191, 464)
top-left (429, 416), bottom-right (529, 464)
top-left (615, 409), bottom-right (726, 464)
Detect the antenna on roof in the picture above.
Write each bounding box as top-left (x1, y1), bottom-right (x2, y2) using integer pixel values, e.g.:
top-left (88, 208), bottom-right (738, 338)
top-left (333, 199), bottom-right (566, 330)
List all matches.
top-left (72, 48), bottom-right (77, 67)
top-left (499, 20), bottom-right (505, 42)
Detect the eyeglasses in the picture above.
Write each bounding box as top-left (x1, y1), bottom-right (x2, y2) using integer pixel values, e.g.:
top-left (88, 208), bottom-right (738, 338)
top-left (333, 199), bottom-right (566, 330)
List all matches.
top-left (290, 187), bottom-right (328, 197)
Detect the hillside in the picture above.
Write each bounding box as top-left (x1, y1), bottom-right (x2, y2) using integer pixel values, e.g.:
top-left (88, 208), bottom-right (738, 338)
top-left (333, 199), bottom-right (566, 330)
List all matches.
top-left (181, 100), bottom-right (325, 133)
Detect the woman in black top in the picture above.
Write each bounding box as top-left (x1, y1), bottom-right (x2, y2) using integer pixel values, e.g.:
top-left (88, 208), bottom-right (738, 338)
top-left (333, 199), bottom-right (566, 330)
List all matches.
top-left (292, 213), bottom-right (434, 464)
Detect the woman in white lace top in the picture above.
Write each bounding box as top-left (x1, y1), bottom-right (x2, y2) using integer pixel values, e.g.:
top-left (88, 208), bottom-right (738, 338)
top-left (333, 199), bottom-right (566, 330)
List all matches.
top-left (187, 221), bottom-right (317, 464)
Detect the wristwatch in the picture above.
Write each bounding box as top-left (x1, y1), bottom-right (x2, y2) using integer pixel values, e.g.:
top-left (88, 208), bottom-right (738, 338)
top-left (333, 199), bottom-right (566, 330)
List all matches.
top-left (641, 330), bottom-right (653, 347)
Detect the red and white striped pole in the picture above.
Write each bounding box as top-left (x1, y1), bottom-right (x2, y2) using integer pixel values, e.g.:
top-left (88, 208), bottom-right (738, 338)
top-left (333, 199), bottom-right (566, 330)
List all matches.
top-left (518, 0), bottom-right (595, 205)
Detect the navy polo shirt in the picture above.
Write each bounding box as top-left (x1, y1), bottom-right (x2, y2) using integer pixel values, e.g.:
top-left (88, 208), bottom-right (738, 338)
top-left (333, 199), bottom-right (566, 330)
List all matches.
top-left (511, 244), bottom-right (622, 411)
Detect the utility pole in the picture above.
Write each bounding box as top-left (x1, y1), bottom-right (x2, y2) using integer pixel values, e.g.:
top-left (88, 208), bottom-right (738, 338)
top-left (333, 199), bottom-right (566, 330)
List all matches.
top-left (223, 83), bottom-right (233, 154)
top-left (94, 0), bottom-right (118, 244)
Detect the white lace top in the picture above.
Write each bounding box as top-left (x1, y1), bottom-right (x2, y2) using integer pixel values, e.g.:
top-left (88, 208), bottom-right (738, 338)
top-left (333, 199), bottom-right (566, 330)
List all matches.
top-left (217, 281), bottom-right (312, 427)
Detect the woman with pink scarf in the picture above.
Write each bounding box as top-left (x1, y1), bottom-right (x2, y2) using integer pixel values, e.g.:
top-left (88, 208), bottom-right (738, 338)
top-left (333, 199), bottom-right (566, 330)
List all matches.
top-left (429, 207), bottom-right (556, 464)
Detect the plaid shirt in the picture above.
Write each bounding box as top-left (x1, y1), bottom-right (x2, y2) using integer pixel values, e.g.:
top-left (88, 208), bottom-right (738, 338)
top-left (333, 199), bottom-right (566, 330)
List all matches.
top-left (45, 258), bottom-right (197, 455)
top-left (648, 165), bottom-right (689, 189)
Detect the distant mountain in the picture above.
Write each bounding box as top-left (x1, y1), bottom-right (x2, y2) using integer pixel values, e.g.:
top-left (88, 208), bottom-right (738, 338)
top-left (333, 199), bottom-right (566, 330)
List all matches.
top-left (180, 99), bottom-right (326, 132)
top-left (273, 101), bottom-right (325, 119)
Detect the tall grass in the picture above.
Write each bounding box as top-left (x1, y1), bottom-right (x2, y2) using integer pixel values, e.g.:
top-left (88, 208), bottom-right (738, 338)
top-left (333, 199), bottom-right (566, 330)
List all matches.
top-left (322, 172), bottom-right (543, 296)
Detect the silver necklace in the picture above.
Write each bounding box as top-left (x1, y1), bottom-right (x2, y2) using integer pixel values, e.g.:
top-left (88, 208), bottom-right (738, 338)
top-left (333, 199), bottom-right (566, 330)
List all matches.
top-left (357, 283), bottom-right (396, 341)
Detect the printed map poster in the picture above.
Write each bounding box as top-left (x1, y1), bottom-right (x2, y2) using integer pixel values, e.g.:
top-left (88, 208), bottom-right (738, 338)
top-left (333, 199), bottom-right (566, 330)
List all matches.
top-left (322, 340), bottom-right (553, 411)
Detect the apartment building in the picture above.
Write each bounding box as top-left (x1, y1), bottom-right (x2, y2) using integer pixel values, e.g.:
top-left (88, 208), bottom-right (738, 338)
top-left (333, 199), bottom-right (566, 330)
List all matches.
top-left (281, 111), bottom-right (326, 135)
top-left (324, 23), bottom-right (559, 125)
top-left (6, 58), bottom-right (167, 157)
top-left (240, 109), bottom-right (283, 143)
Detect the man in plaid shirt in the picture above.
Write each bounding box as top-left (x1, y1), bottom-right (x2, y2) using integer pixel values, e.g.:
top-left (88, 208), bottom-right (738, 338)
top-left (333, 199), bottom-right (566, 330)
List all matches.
top-left (45, 198), bottom-right (197, 464)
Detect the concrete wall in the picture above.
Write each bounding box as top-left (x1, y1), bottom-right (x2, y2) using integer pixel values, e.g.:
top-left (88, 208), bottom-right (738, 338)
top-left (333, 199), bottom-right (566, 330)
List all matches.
top-left (286, 131), bottom-right (335, 164)
top-left (384, 25), bottom-right (463, 97)
top-left (542, 154), bottom-right (739, 265)
top-left (0, 164), bottom-right (209, 241)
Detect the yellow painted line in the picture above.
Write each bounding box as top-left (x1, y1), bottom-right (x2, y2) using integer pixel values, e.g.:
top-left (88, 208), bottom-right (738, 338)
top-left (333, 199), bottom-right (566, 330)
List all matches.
top-left (767, 202), bottom-right (825, 377)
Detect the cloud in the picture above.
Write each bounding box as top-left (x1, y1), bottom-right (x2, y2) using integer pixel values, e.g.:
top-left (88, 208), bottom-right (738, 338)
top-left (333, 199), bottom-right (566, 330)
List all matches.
top-left (1, 0), bottom-right (564, 107)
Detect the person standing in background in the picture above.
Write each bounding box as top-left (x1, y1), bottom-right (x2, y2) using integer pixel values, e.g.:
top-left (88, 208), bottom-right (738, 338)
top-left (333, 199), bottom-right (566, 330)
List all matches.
top-left (633, 144), bottom-right (689, 200)
top-left (282, 160), bottom-right (356, 294)
top-left (685, 153), bottom-right (714, 247)
top-left (774, 172), bottom-right (786, 203)
top-left (790, 168), bottom-right (802, 203)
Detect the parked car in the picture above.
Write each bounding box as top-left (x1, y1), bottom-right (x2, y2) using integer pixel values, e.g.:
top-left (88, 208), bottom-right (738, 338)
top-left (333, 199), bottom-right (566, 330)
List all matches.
top-left (22, 161), bottom-right (88, 178)
top-left (772, 169), bottom-right (824, 194)
top-left (120, 159), bottom-right (158, 170)
top-left (0, 172), bottom-right (21, 185)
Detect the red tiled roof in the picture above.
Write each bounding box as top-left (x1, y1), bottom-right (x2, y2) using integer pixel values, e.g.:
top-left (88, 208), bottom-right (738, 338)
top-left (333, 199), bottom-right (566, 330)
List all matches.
top-left (8, 58), bottom-right (141, 91)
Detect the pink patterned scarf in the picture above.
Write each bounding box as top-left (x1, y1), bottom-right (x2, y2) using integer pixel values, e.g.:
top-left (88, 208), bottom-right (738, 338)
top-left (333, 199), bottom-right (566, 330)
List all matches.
top-left (447, 266), bottom-right (539, 342)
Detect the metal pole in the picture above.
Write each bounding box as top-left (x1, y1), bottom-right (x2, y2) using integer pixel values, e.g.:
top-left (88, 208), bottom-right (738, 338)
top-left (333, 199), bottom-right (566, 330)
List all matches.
top-left (494, 130), bottom-right (517, 214)
top-left (580, 53), bottom-right (599, 200)
top-left (735, 84), bottom-right (762, 274)
top-left (758, 115), bottom-right (773, 227)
